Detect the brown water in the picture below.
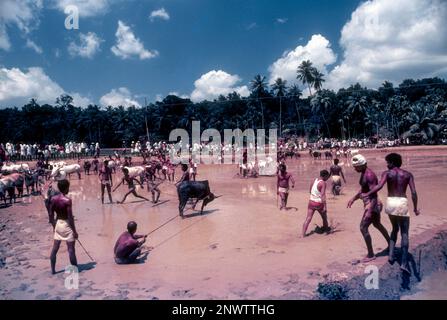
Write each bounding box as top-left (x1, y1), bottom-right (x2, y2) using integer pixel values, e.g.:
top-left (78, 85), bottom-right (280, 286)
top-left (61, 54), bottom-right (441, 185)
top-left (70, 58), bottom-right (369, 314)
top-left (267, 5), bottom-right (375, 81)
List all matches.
top-left (1, 146), bottom-right (447, 299)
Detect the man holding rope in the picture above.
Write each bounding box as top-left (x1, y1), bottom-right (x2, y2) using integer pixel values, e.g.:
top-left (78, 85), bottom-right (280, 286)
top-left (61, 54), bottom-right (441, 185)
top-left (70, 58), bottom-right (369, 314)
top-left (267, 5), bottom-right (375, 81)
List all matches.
top-left (48, 179), bottom-right (78, 274)
top-left (114, 221), bottom-right (150, 264)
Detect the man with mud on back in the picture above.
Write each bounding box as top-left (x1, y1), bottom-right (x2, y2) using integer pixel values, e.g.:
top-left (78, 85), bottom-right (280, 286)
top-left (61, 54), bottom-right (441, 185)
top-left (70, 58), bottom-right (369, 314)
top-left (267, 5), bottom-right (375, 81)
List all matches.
top-left (329, 158), bottom-right (346, 196)
top-left (362, 153), bottom-right (420, 274)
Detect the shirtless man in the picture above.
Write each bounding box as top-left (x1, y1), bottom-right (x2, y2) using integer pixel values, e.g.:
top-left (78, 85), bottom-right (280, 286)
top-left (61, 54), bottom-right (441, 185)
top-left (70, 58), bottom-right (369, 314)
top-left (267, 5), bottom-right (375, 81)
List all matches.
top-left (189, 159), bottom-right (197, 181)
top-left (99, 160), bottom-right (113, 204)
top-left (348, 154), bottom-right (390, 262)
top-left (302, 170), bottom-right (330, 237)
top-left (277, 163), bottom-right (295, 210)
top-left (113, 168), bottom-right (149, 204)
top-left (83, 160), bottom-right (91, 175)
top-left (176, 163), bottom-right (190, 186)
top-left (114, 221), bottom-right (149, 264)
top-left (329, 158), bottom-right (346, 196)
top-left (147, 177), bottom-right (163, 203)
top-left (167, 161), bottom-right (176, 182)
top-left (362, 153), bottom-right (420, 273)
top-left (48, 180), bottom-right (78, 274)
top-left (92, 156), bottom-right (99, 175)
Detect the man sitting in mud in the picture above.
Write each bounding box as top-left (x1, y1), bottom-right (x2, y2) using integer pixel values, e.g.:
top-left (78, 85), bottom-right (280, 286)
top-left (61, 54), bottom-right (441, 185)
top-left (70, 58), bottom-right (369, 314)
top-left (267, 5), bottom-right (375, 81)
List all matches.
top-left (361, 153), bottom-right (421, 273)
top-left (113, 168), bottom-right (149, 204)
top-left (114, 221), bottom-right (149, 264)
top-left (302, 170), bottom-right (330, 237)
top-left (348, 154), bottom-right (390, 263)
top-left (329, 158), bottom-right (346, 196)
top-left (48, 179), bottom-right (78, 275)
top-left (277, 163), bottom-right (295, 210)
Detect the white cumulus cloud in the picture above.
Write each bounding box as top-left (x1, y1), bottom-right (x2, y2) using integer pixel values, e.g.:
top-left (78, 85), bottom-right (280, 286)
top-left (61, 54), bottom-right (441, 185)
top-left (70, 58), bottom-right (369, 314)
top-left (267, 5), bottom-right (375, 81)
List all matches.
top-left (111, 20), bottom-right (158, 60)
top-left (149, 8), bottom-right (170, 21)
top-left (268, 34), bottom-right (337, 85)
top-left (190, 70), bottom-right (250, 102)
top-left (0, 67), bottom-right (91, 108)
top-left (100, 87), bottom-right (141, 108)
top-left (327, 0), bottom-right (447, 89)
top-left (68, 32), bottom-right (103, 58)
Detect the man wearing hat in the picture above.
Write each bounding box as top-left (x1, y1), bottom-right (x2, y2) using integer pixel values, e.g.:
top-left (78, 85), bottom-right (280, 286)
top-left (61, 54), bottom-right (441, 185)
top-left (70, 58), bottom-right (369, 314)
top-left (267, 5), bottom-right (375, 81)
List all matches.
top-left (347, 154), bottom-right (390, 262)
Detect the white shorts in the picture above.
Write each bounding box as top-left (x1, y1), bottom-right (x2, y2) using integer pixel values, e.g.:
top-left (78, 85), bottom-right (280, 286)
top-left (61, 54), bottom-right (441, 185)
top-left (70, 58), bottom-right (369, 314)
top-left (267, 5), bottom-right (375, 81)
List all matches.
top-left (385, 197), bottom-right (409, 217)
top-left (54, 219), bottom-right (75, 242)
top-left (278, 187), bottom-right (289, 194)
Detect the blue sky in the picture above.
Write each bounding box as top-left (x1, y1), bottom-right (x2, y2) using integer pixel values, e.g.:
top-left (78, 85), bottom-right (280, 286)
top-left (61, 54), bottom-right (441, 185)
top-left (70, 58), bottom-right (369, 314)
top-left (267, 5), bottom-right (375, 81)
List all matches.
top-left (1, 0), bottom-right (446, 108)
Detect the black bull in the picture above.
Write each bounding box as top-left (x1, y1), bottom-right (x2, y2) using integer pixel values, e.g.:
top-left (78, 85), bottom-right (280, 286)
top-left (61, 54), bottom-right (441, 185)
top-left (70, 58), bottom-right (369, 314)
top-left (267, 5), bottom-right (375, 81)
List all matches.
top-left (177, 180), bottom-right (216, 217)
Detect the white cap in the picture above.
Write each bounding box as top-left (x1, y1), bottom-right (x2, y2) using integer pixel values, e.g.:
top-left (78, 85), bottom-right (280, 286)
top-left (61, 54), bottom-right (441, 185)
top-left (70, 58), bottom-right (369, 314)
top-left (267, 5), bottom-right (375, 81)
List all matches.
top-left (351, 154), bottom-right (367, 167)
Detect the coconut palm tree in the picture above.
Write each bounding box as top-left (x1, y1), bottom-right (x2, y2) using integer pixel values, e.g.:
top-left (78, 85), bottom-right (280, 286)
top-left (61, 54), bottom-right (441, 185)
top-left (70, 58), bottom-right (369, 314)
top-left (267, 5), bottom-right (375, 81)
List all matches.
top-left (288, 85), bottom-right (303, 136)
top-left (271, 78), bottom-right (288, 135)
top-left (310, 90), bottom-right (333, 137)
top-left (297, 60), bottom-right (315, 96)
top-left (403, 103), bottom-right (442, 144)
top-left (312, 69), bottom-right (325, 92)
top-left (250, 74), bottom-right (268, 128)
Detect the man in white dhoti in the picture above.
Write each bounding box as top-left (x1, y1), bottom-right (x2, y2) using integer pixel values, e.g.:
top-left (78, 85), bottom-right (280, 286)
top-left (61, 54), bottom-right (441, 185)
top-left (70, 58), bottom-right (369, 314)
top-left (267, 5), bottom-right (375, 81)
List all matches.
top-left (48, 179), bottom-right (78, 274)
top-left (362, 153), bottom-right (421, 274)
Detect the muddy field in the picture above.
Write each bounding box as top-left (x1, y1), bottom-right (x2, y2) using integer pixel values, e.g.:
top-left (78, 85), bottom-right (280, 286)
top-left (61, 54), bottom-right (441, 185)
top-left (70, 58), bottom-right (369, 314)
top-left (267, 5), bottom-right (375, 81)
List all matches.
top-left (1, 146), bottom-right (447, 300)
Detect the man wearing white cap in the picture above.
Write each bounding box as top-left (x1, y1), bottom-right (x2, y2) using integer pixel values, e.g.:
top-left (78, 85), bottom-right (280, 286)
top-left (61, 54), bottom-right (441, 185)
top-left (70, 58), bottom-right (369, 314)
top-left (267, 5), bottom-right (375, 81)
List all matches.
top-left (347, 154), bottom-right (390, 262)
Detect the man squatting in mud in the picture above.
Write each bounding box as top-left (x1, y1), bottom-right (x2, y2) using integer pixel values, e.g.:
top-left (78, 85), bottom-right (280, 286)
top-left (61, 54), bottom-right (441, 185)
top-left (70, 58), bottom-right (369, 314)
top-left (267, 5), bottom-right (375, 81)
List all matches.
top-left (114, 221), bottom-right (149, 264)
top-left (348, 154), bottom-right (390, 262)
top-left (362, 153), bottom-right (421, 273)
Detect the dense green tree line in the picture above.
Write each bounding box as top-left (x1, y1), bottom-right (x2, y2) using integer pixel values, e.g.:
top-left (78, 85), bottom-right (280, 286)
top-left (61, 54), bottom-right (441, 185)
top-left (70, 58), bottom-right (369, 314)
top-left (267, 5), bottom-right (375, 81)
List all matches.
top-left (1, 61), bottom-right (446, 147)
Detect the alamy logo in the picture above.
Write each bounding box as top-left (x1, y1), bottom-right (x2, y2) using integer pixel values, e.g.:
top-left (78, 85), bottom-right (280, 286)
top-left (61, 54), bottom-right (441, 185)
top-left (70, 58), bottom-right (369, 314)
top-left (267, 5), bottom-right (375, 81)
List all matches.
top-left (65, 5), bottom-right (79, 30)
top-left (64, 265), bottom-right (79, 290)
top-left (364, 265), bottom-right (379, 289)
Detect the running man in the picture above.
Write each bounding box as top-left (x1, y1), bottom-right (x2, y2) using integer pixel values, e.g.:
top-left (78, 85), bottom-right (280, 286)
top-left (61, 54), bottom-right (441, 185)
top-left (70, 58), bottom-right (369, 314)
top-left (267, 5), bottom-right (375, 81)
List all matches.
top-left (113, 168), bottom-right (149, 204)
top-left (277, 163), bottom-right (295, 210)
top-left (329, 158), bottom-right (346, 196)
top-left (99, 160), bottom-right (113, 204)
top-left (48, 180), bottom-right (78, 275)
top-left (348, 154), bottom-right (390, 262)
top-left (302, 170), bottom-right (330, 237)
top-left (362, 153), bottom-right (420, 273)
top-left (147, 177), bottom-right (163, 204)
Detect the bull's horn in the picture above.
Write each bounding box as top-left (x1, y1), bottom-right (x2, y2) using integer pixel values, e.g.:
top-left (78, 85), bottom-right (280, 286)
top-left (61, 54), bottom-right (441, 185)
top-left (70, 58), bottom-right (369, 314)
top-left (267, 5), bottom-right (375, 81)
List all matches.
top-left (214, 195), bottom-right (223, 198)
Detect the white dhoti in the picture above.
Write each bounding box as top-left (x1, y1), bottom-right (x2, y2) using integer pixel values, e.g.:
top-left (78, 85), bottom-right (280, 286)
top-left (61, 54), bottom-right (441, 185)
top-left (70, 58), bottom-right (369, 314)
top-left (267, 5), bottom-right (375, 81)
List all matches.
top-left (332, 175), bottom-right (342, 184)
top-left (54, 219), bottom-right (75, 242)
top-left (278, 187), bottom-right (289, 194)
top-left (385, 197), bottom-right (409, 217)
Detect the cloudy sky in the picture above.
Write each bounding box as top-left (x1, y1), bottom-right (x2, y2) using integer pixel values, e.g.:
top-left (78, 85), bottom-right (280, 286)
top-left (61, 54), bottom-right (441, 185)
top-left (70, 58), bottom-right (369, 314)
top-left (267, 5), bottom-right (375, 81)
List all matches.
top-left (0, 0), bottom-right (446, 108)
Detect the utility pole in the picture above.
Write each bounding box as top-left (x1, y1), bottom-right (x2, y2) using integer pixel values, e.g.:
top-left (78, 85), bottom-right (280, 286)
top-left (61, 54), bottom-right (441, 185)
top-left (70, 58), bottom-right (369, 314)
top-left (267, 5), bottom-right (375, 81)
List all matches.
top-left (144, 98), bottom-right (150, 144)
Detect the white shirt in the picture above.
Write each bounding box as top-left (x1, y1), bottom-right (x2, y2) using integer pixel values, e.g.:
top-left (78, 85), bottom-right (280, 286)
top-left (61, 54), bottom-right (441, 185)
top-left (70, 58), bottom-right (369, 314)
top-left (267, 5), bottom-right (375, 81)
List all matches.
top-left (310, 178), bottom-right (323, 203)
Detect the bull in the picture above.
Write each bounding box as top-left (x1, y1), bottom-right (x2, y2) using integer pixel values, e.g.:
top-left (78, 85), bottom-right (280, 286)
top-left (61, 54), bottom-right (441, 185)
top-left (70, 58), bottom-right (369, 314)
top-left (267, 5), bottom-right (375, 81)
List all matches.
top-left (177, 180), bottom-right (216, 217)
